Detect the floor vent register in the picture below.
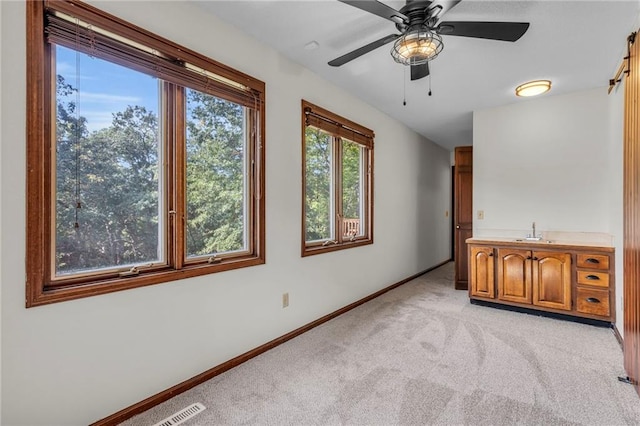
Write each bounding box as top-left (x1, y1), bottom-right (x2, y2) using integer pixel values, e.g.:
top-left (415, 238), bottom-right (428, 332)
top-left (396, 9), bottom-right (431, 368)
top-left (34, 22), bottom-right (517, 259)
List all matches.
top-left (152, 403), bottom-right (206, 426)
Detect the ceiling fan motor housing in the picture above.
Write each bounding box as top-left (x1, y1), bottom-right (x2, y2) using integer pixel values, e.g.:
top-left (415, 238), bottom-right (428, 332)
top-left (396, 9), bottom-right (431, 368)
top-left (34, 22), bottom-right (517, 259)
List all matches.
top-left (395, 0), bottom-right (442, 32)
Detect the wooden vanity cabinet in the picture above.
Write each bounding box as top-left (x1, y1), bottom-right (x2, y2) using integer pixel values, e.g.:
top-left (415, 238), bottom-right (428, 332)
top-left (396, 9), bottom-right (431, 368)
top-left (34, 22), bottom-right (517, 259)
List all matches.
top-left (468, 241), bottom-right (614, 323)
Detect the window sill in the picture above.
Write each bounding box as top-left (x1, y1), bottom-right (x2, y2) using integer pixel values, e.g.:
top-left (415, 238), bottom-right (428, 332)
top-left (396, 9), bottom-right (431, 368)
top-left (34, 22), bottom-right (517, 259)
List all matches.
top-left (27, 255), bottom-right (265, 307)
top-left (301, 238), bottom-right (372, 257)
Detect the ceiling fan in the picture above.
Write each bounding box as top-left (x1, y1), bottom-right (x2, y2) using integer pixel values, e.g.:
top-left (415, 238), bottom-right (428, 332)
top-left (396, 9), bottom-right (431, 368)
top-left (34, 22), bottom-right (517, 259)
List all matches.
top-left (328, 0), bottom-right (530, 81)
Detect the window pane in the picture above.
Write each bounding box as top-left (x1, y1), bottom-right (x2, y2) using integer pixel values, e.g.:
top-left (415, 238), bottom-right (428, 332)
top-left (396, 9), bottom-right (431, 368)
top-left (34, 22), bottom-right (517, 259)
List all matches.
top-left (342, 139), bottom-right (364, 238)
top-left (54, 45), bottom-right (162, 276)
top-left (305, 127), bottom-right (333, 242)
top-left (186, 88), bottom-right (247, 257)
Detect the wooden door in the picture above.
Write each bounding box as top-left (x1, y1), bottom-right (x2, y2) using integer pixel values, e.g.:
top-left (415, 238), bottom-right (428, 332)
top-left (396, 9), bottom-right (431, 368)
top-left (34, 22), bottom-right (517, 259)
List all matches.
top-left (470, 246), bottom-right (495, 298)
top-left (624, 29), bottom-right (640, 394)
top-left (454, 146), bottom-right (472, 290)
top-left (532, 251), bottom-right (571, 311)
top-left (497, 248), bottom-right (532, 304)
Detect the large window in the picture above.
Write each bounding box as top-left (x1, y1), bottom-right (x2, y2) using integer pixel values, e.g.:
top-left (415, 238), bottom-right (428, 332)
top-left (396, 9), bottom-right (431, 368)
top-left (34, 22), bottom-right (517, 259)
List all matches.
top-left (26, 1), bottom-right (265, 306)
top-left (302, 101), bottom-right (374, 256)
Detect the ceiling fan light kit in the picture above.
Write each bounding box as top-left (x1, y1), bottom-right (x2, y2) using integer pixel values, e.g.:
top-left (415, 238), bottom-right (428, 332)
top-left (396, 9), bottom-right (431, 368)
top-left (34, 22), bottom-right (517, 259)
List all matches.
top-left (515, 80), bottom-right (552, 97)
top-left (391, 25), bottom-right (443, 65)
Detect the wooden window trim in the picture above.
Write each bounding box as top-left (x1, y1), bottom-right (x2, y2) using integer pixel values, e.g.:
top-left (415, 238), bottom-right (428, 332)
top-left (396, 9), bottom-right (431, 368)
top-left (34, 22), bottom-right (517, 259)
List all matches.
top-left (301, 100), bottom-right (374, 257)
top-left (26, 0), bottom-right (266, 307)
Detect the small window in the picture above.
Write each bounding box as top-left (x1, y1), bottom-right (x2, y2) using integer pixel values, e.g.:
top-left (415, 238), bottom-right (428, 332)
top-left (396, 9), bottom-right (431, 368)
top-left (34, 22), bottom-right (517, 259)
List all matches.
top-left (301, 100), bottom-right (374, 256)
top-left (26, 0), bottom-right (265, 306)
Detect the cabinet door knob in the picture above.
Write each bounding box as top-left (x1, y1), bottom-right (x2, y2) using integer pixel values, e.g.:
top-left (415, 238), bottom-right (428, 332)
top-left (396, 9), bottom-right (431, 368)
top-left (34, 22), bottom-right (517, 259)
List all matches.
top-left (456, 225), bottom-right (460, 229)
top-left (586, 274), bottom-right (600, 280)
top-left (533, 257), bottom-right (539, 261)
top-left (586, 297), bottom-right (601, 304)
top-left (488, 252), bottom-right (493, 257)
top-left (526, 256), bottom-right (532, 260)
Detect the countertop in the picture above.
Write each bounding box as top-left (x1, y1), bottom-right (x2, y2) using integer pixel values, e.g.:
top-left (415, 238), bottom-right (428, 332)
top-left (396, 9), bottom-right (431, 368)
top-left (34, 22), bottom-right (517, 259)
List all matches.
top-left (466, 237), bottom-right (615, 252)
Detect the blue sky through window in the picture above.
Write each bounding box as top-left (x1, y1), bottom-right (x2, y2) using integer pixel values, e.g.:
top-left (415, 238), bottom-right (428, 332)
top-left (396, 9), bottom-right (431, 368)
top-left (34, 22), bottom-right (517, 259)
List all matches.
top-left (56, 45), bottom-right (159, 132)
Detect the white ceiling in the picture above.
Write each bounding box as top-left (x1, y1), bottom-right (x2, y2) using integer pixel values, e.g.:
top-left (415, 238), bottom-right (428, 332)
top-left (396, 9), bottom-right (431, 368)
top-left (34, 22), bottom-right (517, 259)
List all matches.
top-left (193, 0), bottom-right (639, 151)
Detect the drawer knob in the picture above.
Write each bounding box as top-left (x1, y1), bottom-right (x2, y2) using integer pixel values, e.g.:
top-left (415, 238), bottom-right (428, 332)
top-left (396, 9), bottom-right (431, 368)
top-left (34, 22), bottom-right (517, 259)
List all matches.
top-left (586, 275), bottom-right (600, 280)
top-left (586, 258), bottom-right (600, 264)
top-left (586, 297), bottom-right (601, 304)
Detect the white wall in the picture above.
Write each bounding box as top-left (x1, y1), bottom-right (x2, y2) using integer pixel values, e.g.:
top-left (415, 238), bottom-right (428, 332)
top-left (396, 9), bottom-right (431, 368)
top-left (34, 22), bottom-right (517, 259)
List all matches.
top-left (474, 88), bottom-right (611, 234)
top-left (0, 1), bottom-right (451, 425)
top-left (473, 87), bottom-right (624, 332)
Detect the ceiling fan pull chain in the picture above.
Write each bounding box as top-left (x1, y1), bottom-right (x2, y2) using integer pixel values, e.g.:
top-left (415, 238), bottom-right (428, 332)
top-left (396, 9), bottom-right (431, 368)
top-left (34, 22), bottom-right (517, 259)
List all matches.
top-left (403, 67), bottom-right (407, 106)
top-left (429, 73), bottom-right (432, 97)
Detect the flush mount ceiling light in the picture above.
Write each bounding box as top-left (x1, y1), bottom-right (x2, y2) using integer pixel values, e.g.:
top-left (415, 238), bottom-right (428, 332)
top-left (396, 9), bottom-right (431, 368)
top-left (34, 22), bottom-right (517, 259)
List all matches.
top-left (390, 25), bottom-right (443, 66)
top-left (515, 80), bottom-right (552, 97)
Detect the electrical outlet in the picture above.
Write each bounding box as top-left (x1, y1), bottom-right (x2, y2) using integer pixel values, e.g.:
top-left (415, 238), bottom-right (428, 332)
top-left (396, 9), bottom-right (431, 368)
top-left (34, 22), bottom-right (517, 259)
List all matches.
top-left (282, 292), bottom-right (289, 308)
top-left (477, 210), bottom-right (484, 220)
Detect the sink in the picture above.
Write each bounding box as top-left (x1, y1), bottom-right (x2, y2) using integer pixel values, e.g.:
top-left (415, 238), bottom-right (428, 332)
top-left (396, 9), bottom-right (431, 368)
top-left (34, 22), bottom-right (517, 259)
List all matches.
top-left (514, 238), bottom-right (553, 244)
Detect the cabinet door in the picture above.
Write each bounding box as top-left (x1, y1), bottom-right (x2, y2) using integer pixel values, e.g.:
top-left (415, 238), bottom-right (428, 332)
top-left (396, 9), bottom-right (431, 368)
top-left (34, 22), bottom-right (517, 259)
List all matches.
top-left (532, 251), bottom-right (571, 311)
top-left (497, 248), bottom-right (532, 304)
top-left (470, 246), bottom-right (495, 298)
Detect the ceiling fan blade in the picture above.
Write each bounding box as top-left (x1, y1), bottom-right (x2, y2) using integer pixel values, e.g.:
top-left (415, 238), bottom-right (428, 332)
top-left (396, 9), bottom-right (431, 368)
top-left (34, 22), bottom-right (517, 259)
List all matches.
top-left (437, 21), bottom-right (530, 42)
top-left (411, 63), bottom-right (430, 81)
top-left (427, 0), bottom-right (462, 23)
top-left (338, 0), bottom-right (408, 24)
top-left (328, 34), bottom-right (400, 67)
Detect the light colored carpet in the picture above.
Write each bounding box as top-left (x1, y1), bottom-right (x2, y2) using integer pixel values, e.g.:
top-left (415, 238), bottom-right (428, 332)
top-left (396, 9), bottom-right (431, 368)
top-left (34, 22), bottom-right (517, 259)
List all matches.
top-left (122, 262), bottom-right (640, 425)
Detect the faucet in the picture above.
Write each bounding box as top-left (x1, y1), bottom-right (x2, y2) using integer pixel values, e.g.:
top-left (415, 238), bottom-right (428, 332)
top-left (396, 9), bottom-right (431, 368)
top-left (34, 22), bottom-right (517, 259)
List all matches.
top-left (524, 222), bottom-right (541, 240)
top-left (521, 222), bottom-right (547, 242)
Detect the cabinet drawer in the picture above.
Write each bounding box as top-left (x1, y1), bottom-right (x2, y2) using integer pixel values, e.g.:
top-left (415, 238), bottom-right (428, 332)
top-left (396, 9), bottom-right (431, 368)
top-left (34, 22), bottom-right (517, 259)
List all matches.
top-left (576, 287), bottom-right (610, 317)
top-left (576, 271), bottom-right (609, 288)
top-left (576, 254), bottom-right (610, 270)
